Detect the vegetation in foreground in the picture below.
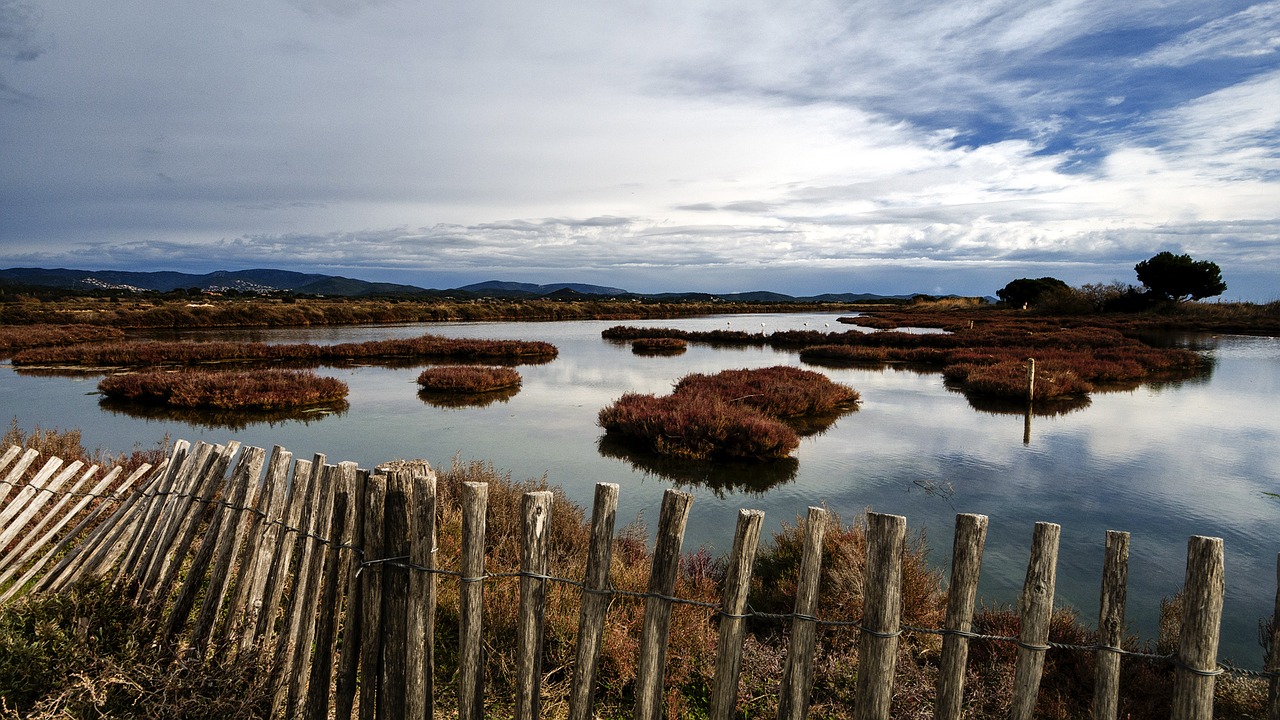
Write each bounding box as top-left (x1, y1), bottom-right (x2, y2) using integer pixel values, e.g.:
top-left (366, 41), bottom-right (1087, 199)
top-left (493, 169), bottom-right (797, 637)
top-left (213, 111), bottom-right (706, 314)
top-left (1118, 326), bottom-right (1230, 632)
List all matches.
top-left (416, 365), bottom-right (522, 393)
top-left (12, 334), bottom-right (557, 369)
top-left (0, 432), bottom-right (1268, 719)
top-left (96, 369), bottom-right (349, 410)
top-left (598, 366), bottom-right (860, 462)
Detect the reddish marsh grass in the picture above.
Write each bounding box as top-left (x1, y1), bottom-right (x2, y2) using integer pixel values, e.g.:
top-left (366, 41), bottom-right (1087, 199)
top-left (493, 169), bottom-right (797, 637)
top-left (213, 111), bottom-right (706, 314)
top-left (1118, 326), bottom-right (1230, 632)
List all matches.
top-left (631, 337), bottom-right (687, 354)
top-left (13, 334), bottom-right (557, 368)
top-left (97, 369), bottom-right (348, 410)
top-left (0, 324), bottom-right (124, 356)
top-left (598, 366), bottom-right (860, 461)
top-left (415, 365), bottom-right (521, 393)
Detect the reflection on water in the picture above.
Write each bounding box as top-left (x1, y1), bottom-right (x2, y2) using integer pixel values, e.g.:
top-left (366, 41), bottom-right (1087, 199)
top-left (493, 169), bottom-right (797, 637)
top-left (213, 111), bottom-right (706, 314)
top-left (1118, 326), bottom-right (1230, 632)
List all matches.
top-left (418, 386), bottom-right (521, 409)
top-left (597, 434), bottom-right (798, 496)
top-left (99, 398), bottom-right (349, 432)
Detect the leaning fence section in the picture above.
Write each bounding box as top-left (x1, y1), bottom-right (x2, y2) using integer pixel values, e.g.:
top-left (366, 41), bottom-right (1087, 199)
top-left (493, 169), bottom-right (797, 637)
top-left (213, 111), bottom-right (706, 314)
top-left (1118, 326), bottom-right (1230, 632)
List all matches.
top-left (1, 439), bottom-right (1278, 720)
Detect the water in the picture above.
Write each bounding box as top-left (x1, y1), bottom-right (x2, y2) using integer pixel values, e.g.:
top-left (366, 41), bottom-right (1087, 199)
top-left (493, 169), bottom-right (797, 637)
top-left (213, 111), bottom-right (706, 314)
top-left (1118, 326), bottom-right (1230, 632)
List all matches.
top-left (3, 313), bottom-right (1278, 666)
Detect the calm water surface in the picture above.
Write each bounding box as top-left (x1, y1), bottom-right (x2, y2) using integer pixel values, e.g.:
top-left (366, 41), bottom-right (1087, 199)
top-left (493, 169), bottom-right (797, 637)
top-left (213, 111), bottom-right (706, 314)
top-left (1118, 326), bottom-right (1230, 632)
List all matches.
top-left (3, 312), bottom-right (1278, 665)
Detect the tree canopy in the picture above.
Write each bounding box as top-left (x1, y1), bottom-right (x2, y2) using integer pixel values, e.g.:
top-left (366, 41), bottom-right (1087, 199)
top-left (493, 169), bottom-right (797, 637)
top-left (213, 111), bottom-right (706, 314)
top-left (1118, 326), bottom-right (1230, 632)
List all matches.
top-left (1134, 252), bottom-right (1226, 302)
top-left (996, 277), bottom-right (1069, 307)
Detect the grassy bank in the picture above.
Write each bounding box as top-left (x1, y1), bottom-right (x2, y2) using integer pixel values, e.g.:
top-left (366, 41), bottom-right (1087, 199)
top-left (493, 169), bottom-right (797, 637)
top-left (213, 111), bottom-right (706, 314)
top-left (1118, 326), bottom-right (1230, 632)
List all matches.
top-left (0, 296), bottom-right (867, 330)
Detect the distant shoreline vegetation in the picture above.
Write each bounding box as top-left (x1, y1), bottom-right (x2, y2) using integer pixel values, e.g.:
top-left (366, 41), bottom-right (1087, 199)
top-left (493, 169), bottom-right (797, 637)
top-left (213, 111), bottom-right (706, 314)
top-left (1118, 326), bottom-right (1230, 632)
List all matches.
top-left (11, 335), bottom-right (558, 369)
top-left (607, 308), bottom-right (1213, 404)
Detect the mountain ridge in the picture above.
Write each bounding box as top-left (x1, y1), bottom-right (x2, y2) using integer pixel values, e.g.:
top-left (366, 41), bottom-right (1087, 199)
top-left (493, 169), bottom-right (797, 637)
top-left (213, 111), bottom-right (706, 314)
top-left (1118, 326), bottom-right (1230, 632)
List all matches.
top-left (0, 266), bottom-right (922, 302)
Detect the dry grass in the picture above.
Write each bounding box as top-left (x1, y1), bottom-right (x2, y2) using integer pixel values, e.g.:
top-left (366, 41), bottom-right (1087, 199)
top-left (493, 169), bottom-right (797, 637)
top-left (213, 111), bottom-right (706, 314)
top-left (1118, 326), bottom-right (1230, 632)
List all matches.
top-left (631, 337), bottom-right (688, 355)
top-left (0, 325), bottom-right (124, 357)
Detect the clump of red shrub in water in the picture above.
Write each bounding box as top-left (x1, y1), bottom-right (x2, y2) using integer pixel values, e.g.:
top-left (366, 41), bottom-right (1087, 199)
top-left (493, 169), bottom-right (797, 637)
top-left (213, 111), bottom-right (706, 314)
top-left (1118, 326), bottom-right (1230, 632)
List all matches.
top-left (598, 366), bottom-right (859, 461)
top-left (416, 365), bottom-right (522, 393)
top-left (97, 368), bottom-right (347, 410)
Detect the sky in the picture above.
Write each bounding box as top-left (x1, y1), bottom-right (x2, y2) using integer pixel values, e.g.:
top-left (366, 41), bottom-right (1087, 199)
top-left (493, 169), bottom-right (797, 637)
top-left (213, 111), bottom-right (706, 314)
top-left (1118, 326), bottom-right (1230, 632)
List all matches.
top-left (1, 0), bottom-right (1278, 299)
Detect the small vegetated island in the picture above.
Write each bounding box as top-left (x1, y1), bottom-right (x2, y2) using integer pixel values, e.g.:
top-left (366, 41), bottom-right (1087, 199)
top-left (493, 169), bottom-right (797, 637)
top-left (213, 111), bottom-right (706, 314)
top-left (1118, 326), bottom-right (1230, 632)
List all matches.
top-left (10, 334), bottom-right (558, 368)
top-left (417, 365), bottom-right (522, 393)
top-left (98, 368), bottom-right (348, 410)
top-left (599, 366), bottom-right (860, 461)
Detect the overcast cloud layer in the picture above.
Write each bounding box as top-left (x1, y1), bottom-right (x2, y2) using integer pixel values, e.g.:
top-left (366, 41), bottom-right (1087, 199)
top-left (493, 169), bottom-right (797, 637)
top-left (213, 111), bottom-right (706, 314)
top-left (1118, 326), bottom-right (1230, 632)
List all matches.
top-left (1, 0), bottom-right (1277, 297)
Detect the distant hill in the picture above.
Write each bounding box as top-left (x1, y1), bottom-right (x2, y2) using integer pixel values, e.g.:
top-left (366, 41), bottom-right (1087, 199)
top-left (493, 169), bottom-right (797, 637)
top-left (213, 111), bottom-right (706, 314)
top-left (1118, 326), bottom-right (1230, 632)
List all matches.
top-left (0, 266), bottom-right (919, 302)
top-left (456, 280), bottom-right (629, 296)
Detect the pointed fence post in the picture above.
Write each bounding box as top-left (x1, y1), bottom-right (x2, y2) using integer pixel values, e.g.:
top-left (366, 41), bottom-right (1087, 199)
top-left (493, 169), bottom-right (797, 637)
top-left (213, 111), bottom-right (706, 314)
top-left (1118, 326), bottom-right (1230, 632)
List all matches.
top-left (405, 462), bottom-right (437, 720)
top-left (516, 491), bottom-right (553, 720)
top-left (854, 512), bottom-right (906, 720)
top-left (1009, 521), bottom-right (1060, 720)
top-left (1172, 535), bottom-right (1225, 720)
top-left (458, 481), bottom-right (489, 720)
top-left (567, 482), bottom-right (619, 720)
top-left (935, 513), bottom-right (987, 720)
top-left (777, 507), bottom-right (828, 720)
top-left (709, 508), bottom-right (763, 720)
top-left (1093, 530), bottom-right (1130, 720)
top-left (634, 489), bottom-right (694, 720)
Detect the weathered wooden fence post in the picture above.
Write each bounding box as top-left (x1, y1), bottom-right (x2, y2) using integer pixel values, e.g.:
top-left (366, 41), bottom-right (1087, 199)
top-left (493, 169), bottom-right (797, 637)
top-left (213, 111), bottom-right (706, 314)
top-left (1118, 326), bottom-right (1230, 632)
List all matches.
top-left (1172, 535), bottom-right (1225, 720)
top-left (516, 491), bottom-right (553, 720)
top-left (227, 448), bottom-right (294, 652)
top-left (634, 488), bottom-right (694, 720)
top-left (1093, 530), bottom-right (1130, 720)
top-left (305, 462), bottom-right (360, 720)
top-left (459, 481), bottom-right (490, 720)
top-left (358, 473), bottom-right (388, 720)
top-left (935, 513), bottom-right (987, 720)
top-left (709, 508), bottom-right (764, 720)
top-left (334, 468), bottom-right (370, 720)
top-left (855, 512), bottom-right (907, 720)
top-left (777, 506), bottom-right (829, 720)
top-left (377, 467), bottom-right (413, 720)
top-left (1026, 358), bottom-right (1037, 400)
top-left (568, 482), bottom-right (619, 720)
top-left (1010, 521), bottom-right (1060, 720)
top-left (406, 462), bottom-right (438, 720)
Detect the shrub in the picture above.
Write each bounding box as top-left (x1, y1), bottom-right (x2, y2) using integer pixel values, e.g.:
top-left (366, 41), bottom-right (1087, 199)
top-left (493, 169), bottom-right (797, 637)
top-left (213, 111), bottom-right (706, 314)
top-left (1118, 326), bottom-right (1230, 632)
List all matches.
top-left (416, 365), bottom-right (521, 393)
top-left (97, 369), bottom-right (348, 410)
top-left (598, 392), bottom-right (800, 461)
top-left (631, 337), bottom-right (687, 355)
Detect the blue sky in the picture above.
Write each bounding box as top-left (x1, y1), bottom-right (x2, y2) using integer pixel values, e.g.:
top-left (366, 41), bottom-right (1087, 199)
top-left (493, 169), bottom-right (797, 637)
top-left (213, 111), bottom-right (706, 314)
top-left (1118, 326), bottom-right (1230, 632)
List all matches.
top-left (1, 0), bottom-right (1277, 298)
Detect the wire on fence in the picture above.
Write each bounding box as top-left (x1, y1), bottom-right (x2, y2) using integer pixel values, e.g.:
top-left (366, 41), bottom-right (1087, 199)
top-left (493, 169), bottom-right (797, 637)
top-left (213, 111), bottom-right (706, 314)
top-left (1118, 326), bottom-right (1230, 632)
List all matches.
top-left (3, 465), bottom-right (1277, 683)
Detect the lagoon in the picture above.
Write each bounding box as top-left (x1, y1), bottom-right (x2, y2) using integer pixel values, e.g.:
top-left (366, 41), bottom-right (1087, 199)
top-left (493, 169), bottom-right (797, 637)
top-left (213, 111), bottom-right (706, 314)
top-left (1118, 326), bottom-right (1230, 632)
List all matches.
top-left (2, 312), bottom-right (1278, 665)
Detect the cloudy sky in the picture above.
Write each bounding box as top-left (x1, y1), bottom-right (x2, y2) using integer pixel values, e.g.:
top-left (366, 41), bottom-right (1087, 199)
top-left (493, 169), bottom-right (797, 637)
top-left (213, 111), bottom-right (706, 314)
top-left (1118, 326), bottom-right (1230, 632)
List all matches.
top-left (1, 0), bottom-right (1277, 297)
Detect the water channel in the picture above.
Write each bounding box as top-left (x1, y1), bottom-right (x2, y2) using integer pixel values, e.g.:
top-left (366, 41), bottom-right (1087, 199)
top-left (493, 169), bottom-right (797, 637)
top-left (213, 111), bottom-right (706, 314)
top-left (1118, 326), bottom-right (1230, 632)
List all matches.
top-left (2, 311), bottom-right (1278, 666)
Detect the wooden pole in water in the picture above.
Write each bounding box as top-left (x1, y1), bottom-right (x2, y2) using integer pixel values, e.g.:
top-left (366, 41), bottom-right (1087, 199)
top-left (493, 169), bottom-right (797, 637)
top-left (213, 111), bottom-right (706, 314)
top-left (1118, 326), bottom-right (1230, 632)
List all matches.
top-left (1267, 553), bottom-right (1280, 720)
top-left (1026, 358), bottom-right (1036, 400)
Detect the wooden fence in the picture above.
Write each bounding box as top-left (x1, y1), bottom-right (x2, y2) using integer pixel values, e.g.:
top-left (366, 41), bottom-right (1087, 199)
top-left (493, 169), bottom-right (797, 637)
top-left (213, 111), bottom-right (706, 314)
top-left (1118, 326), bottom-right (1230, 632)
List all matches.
top-left (1, 438), bottom-right (1278, 719)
